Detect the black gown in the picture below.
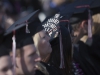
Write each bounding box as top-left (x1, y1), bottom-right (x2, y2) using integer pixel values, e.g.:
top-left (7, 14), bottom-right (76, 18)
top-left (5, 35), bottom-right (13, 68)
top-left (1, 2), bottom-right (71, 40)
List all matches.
top-left (35, 61), bottom-right (62, 75)
top-left (89, 34), bottom-right (100, 75)
top-left (73, 40), bottom-right (98, 75)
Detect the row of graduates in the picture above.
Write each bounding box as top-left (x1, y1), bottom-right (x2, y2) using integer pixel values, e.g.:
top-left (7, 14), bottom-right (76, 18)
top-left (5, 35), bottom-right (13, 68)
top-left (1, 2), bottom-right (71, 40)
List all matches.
top-left (0, 0), bottom-right (100, 75)
top-left (0, 11), bottom-right (71, 75)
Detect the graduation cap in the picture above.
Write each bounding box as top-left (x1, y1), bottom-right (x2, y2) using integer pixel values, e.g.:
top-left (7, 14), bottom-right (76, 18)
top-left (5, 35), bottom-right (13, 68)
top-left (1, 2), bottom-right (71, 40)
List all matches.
top-left (4, 10), bottom-right (43, 74)
top-left (4, 10), bottom-right (43, 49)
top-left (5, 10), bottom-right (40, 35)
top-left (74, 0), bottom-right (93, 13)
top-left (59, 0), bottom-right (94, 19)
top-left (42, 13), bottom-right (60, 40)
top-left (59, 2), bottom-right (75, 33)
top-left (0, 45), bottom-right (9, 57)
top-left (69, 0), bottom-right (93, 24)
top-left (69, 0), bottom-right (94, 46)
top-left (90, 0), bottom-right (100, 15)
top-left (90, 0), bottom-right (100, 9)
top-left (59, 0), bottom-right (93, 33)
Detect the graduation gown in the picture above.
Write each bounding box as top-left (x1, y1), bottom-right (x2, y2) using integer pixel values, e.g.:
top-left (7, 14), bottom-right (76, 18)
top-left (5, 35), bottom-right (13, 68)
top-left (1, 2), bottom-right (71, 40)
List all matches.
top-left (35, 61), bottom-right (62, 75)
top-left (73, 41), bottom-right (98, 75)
top-left (89, 34), bottom-right (100, 75)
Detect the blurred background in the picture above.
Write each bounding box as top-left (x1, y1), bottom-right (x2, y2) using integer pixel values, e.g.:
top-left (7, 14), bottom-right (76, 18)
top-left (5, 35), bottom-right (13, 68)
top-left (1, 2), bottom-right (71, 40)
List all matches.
top-left (0, 0), bottom-right (42, 30)
top-left (0, 0), bottom-right (75, 30)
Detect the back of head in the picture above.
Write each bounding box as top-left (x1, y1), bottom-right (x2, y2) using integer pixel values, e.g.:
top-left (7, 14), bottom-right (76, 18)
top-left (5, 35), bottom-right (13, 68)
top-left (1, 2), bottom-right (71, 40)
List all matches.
top-left (92, 13), bottom-right (100, 35)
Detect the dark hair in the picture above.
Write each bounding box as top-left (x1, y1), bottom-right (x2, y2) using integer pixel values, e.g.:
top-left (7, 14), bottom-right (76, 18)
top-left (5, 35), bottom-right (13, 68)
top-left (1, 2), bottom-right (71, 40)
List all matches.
top-left (49, 25), bottom-right (72, 75)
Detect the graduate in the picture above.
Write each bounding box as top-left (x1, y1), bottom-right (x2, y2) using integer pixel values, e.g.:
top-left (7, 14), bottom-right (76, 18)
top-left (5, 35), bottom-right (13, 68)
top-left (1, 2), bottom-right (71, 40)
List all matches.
top-left (3, 10), bottom-right (42, 75)
top-left (70, 0), bottom-right (100, 75)
top-left (41, 1), bottom-right (93, 75)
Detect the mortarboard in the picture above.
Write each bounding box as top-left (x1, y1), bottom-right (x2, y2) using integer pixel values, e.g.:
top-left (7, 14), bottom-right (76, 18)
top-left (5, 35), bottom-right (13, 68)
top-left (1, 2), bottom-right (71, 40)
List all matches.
top-left (59, 2), bottom-right (75, 33)
top-left (74, 0), bottom-right (93, 13)
top-left (71, 0), bottom-right (94, 23)
top-left (90, 0), bottom-right (100, 15)
top-left (3, 23), bottom-right (44, 50)
top-left (3, 26), bottom-right (34, 49)
top-left (59, 0), bottom-right (93, 33)
top-left (90, 0), bottom-right (100, 9)
top-left (42, 13), bottom-right (60, 40)
top-left (4, 10), bottom-right (40, 35)
top-left (59, 0), bottom-right (94, 18)
top-left (11, 18), bottom-right (43, 48)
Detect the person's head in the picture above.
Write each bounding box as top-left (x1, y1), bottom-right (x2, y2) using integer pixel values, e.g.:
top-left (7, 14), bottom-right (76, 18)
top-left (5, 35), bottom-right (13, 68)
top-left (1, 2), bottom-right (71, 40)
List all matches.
top-left (70, 13), bottom-right (88, 43)
top-left (73, 21), bottom-right (88, 35)
top-left (33, 30), bottom-right (52, 60)
top-left (14, 43), bottom-right (41, 75)
top-left (0, 46), bottom-right (13, 75)
top-left (92, 13), bottom-right (100, 35)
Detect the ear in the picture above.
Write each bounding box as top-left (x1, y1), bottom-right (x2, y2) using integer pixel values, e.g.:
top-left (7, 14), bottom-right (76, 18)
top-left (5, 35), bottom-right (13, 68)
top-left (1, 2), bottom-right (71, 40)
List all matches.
top-left (81, 20), bottom-right (87, 28)
top-left (15, 56), bottom-right (21, 68)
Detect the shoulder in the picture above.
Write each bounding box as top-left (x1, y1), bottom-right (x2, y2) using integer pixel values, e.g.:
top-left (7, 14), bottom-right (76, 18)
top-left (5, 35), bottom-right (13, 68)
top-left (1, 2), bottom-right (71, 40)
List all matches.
top-left (36, 62), bottom-right (62, 75)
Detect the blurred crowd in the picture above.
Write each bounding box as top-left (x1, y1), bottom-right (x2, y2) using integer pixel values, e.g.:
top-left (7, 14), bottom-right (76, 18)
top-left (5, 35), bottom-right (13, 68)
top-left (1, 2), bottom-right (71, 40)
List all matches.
top-left (0, 0), bottom-right (42, 29)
